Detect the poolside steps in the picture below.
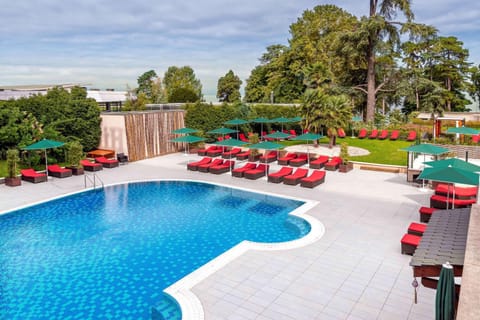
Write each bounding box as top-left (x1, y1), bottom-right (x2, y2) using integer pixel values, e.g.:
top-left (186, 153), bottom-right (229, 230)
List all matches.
top-left (152, 295), bottom-right (181, 320)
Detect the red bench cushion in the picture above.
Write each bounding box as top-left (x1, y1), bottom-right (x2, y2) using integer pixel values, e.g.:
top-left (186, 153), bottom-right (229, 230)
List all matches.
top-left (408, 222), bottom-right (427, 234)
top-left (401, 234), bottom-right (421, 246)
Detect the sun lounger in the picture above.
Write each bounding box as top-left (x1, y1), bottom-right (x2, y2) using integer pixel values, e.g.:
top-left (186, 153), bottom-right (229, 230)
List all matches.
top-left (47, 164), bottom-right (72, 178)
top-left (187, 157), bottom-right (212, 171)
top-left (324, 157), bottom-right (342, 171)
top-left (239, 133), bottom-right (250, 143)
top-left (21, 168), bottom-right (47, 183)
top-left (277, 153), bottom-right (297, 165)
top-left (434, 183), bottom-right (477, 199)
top-left (300, 170), bottom-right (326, 188)
top-left (244, 164), bottom-right (269, 180)
top-left (232, 163), bottom-right (257, 178)
top-left (268, 166), bottom-right (293, 183)
top-left (198, 158), bottom-right (224, 172)
top-left (337, 128), bottom-right (346, 138)
top-left (289, 153), bottom-right (308, 167)
top-left (80, 159), bottom-right (103, 171)
top-left (259, 150), bottom-right (278, 163)
top-left (95, 156), bottom-right (119, 168)
top-left (235, 150), bottom-right (251, 160)
top-left (378, 129), bottom-right (388, 140)
top-left (221, 148), bottom-right (242, 158)
top-left (206, 146), bottom-right (224, 157)
top-left (430, 194), bottom-right (476, 209)
top-left (368, 129), bottom-right (378, 139)
top-left (197, 146), bottom-right (217, 156)
top-left (406, 131), bottom-right (417, 141)
top-left (389, 130), bottom-right (400, 140)
top-left (283, 168), bottom-right (309, 185)
top-left (309, 155), bottom-right (329, 169)
top-left (358, 128), bottom-right (367, 139)
top-left (472, 135), bottom-right (480, 143)
top-left (210, 160), bottom-right (235, 174)
top-left (289, 130), bottom-right (297, 138)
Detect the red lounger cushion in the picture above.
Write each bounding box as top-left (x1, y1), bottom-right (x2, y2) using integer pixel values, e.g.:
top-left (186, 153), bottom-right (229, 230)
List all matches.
top-left (430, 194), bottom-right (476, 209)
top-left (408, 222), bottom-right (427, 236)
top-left (401, 233), bottom-right (421, 255)
top-left (21, 169), bottom-right (45, 177)
top-left (419, 206), bottom-right (438, 223)
top-left (435, 183), bottom-right (478, 199)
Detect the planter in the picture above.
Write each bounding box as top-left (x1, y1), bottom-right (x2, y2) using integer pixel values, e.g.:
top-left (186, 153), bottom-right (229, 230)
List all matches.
top-left (339, 163), bottom-right (353, 173)
top-left (67, 166), bottom-right (84, 175)
top-left (5, 177), bottom-right (22, 187)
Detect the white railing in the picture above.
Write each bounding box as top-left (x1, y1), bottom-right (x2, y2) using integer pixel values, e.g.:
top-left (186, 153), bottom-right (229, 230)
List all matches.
top-left (84, 173), bottom-right (104, 190)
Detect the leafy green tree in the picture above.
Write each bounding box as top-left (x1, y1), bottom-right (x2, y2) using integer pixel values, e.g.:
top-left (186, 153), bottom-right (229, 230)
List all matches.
top-left (217, 70), bottom-right (242, 102)
top-left (137, 70), bottom-right (157, 99)
top-left (163, 66), bottom-right (202, 102)
top-left (244, 65), bottom-right (269, 102)
top-left (0, 103), bottom-right (42, 153)
top-left (168, 88), bottom-right (199, 103)
top-left (470, 65), bottom-right (480, 103)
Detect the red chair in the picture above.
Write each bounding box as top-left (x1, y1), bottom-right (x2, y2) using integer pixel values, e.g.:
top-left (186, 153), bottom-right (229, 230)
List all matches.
top-left (80, 159), bottom-right (103, 172)
top-left (239, 133), bottom-right (250, 143)
top-left (235, 150), bottom-right (251, 160)
top-left (210, 160), bottom-right (235, 174)
top-left (277, 153), bottom-right (297, 165)
top-left (309, 155), bottom-right (329, 169)
top-left (401, 234), bottom-right (421, 255)
top-left (408, 222), bottom-right (427, 237)
top-left (472, 135), bottom-right (480, 143)
top-left (368, 129), bottom-right (378, 139)
top-left (244, 164), bottom-right (269, 180)
top-left (268, 167), bottom-right (293, 183)
top-left (283, 168), bottom-right (309, 185)
top-left (198, 146), bottom-right (220, 156)
top-left (198, 159), bottom-right (224, 173)
top-left (206, 146), bottom-right (223, 157)
top-left (187, 157), bottom-right (212, 171)
top-left (300, 170), bottom-right (326, 188)
top-left (358, 128), bottom-right (367, 139)
top-left (337, 128), bottom-right (346, 138)
top-left (289, 153), bottom-right (308, 167)
top-left (289, 130), bottom-right (297, 138)
top-left (378, 130), bottom-right (388, 140)
top-left (259, 151), bottom-right (278, 163)
top-left (389, 130), bottom-right (400, 140)
top-left (95, 156), bottom-right (119, 168)
top-left (232, 163), bottom-right (257, 178)
top-left (324, 157), bottom-right (342, 171)
top-left (221, 148), bottom-right (242, 158)
top-left (406, 131), bottom-right (417, 141)
top-left (47, 164), bottom-right (72, 178)
top-left (21, 168), bottom-right (47, 183)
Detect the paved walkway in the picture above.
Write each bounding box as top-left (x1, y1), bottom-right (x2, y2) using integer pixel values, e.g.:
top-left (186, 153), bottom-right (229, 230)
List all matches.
top-left (0, 154), bottom-right (435, 319)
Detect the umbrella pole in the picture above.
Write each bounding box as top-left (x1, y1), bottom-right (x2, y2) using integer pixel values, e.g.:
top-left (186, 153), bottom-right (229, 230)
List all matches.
top-left (45, 149), bottom-right (48, 181)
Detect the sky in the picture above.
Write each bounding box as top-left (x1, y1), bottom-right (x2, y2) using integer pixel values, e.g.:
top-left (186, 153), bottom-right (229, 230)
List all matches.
top-left (1, 0), bottom-right (479, 100)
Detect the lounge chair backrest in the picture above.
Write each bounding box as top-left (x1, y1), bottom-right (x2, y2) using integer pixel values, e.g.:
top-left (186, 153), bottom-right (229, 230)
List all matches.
top-left (297, 153), bottom-right (308, 159)
top-left (279, 167), bottom-right (293, 175)
top-left (290, 130), bottom-right (296, 136)
top-left (256, 164), bottom-right (269, 171)
top-left (21, 169), bottom-right (37, 175)
top-left (245, 163), bottom-right (257, 169)
top-left (310, 170), bottom-right (326, 179)
top-left (268, 150), bottom-right (277, 156)
top-left (294, 168), bottom-right (309, 176)
top-left (48, 164), bottom-right (61, 170)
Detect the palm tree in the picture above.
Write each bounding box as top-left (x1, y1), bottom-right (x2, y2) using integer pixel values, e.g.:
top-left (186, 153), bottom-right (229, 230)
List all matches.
top-left (301, 90), bottom-right (353, 148)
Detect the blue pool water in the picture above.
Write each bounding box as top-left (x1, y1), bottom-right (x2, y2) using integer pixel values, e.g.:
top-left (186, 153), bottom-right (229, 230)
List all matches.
top-left (0, 181), bottom-right (309, 319)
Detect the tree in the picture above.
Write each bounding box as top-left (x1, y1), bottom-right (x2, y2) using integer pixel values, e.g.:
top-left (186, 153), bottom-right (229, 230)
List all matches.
top-left (217, 70), bottom-right (242, 102)
top-left (163, 66), bottom-right (202, 103)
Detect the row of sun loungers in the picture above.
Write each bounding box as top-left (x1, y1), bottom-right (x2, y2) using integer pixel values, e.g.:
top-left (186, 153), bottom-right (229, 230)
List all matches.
top-left (400, 182), bottom-right (478, 255)
top-left (357, 129), bottom-right (414, 141)
top-left (19, 157), bottom-right (121, 184)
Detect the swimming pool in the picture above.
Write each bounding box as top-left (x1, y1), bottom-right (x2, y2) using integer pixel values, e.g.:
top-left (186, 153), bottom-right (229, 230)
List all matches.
top-left (0, 181), bottom-right (311, 319)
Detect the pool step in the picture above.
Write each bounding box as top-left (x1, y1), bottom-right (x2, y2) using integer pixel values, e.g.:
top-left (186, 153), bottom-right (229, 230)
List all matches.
top-left (151, 294), bottom-right (181, 320)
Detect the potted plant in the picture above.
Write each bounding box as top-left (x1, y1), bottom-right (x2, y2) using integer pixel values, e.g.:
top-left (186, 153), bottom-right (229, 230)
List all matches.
top-left (5, 149), bottom-right (21, 187)
top-left (248, 133), bottom-right (261, 162)
top-left (65, 141), bottom-right (85, 175)
top-left (339, 142), bottom-right (353, 173)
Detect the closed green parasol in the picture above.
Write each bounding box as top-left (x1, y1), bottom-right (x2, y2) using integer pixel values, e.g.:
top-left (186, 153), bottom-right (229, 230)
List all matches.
top-left (435, 262), bottom-right (456, 320)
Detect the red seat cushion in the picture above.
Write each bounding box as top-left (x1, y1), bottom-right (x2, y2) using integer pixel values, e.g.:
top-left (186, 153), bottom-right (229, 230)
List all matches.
top-left (401, 234), bottom-right (421, 246)
top-left (419, 206), bottom-right (437, 215)
top-left (408, 222), bottom-right (427, 234)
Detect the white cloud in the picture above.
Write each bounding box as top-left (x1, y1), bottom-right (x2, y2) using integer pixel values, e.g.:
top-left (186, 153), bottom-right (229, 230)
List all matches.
top-left (1, 0), bottom-right (479, 96)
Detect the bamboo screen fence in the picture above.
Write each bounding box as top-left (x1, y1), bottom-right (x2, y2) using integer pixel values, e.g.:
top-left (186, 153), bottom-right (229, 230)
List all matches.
top-left (124, 111), bottom-right (186, 161)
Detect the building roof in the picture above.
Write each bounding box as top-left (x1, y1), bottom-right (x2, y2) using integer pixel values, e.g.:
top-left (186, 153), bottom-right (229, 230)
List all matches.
top-left (0, 83), bottom-right (84, 91)
top-left (87, 90), bottom-right (128, 103)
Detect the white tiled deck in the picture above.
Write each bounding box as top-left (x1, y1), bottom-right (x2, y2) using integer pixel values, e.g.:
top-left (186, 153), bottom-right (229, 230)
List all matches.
top-left (0, 153), bottom-right (436, 319)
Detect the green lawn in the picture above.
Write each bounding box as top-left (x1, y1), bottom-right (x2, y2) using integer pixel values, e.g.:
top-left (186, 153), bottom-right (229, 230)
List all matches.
top-left (280, 136), bottom-right (411, 166)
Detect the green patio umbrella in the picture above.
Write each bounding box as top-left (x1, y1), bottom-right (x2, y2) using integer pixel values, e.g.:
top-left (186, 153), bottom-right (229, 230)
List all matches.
top-left (424, 158), bottom-right (480, 173)
top-left (224, 118), bottom-right (249, 139)
top-left (170, 135), bottom-right (205, 155)
top-left (172, 127), bottom-right (199, 134)
top-left (213, 138), bottom-right (249, 173)
top-left (401, 143), bottom-right (450, 155)
top-left (292, 133), bottom-right (324, 166)
top-left (23, 139), bottom-right (65, 177)
top-left (289, 116), bottom-right (303, 122)
top-left (446, 126), bottom-right (480, 135)
top-left (271, 117), bottom-right (292, 131)
top-left (252, 117), bottom-right (270, 137)
top-left (435, 262), bottom-right (456, 320)
top-left (264, 131), bottom-right (291, 140)
top-left (419, 165), bottom-right (479, 208)
top-left (207, 127), bottom-right (238, 135)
